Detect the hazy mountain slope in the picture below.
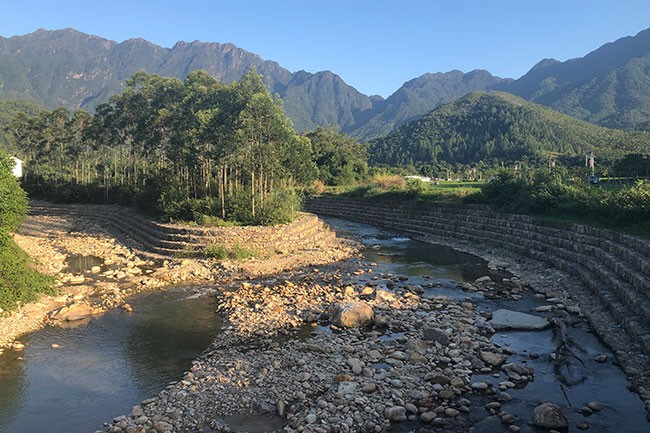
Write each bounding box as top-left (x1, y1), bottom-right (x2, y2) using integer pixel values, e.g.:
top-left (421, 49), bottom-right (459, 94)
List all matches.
top-left (0, 29), bottom-right (372, 132)
top-left (502, 28), bottom-right (650, 130)
top-left (3, 27), bottom-right (650, 136)
top-left (349, 69), bottom-right (509, 140)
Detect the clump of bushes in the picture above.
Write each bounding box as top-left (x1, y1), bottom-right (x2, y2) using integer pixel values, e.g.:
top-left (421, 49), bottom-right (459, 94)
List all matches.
top-left (158, 184), bottom-right (302, 227)
top-left (474, 169), bottom-right (650, 234)
top-left (370, 174), bottom-right (406, 191)
top-left (0, 154), bottom-right (54, 313)
top-left (204, 243), bottom-right (257, 260)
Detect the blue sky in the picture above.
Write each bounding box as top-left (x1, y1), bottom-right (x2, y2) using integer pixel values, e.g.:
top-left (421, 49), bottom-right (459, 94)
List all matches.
top-left (1, 0), bottom-right (649, 97)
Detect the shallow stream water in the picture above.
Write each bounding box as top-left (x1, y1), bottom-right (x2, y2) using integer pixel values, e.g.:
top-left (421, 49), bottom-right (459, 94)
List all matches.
top-left (328, 219), bottom-right (649, 433)
top-left (0, 219), bottom-right (648, 433)
top-left (0, 288), bottom-right (221, 433)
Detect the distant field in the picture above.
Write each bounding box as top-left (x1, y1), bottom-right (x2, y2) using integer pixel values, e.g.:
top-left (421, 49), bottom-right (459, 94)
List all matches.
top-left (322, 179), bottom-right (485, 202)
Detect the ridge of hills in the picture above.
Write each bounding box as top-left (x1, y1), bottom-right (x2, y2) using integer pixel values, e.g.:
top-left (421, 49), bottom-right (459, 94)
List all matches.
top-left (1, 27), bottom-right (650, 140)
top-left (369, 92), bottom-right (650, 167)
top-left (0, 28), bottom-right (506, 137)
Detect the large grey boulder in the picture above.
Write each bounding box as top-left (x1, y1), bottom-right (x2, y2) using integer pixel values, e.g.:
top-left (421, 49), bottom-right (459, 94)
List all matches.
top-left (532, 402), bottom-right (568, 429)
top-left (329, 302), bottom-right (374, 328)
top-left (489, 309), bottom-right (549, 331)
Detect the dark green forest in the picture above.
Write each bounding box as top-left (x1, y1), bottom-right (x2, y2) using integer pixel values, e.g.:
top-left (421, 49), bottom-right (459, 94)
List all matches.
top-left (369, 92), bottom-right (650, 174)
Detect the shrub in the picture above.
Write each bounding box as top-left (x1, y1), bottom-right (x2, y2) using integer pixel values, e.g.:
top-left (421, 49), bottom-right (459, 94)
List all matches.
top-left (204, 243), bottom-right (257, 260)
top-left (226, 186), bottom-right (302, 226)
top-left (610, 180), bottom-right (650, 225)
top-left (371, 174), bottom-right (406, 191)
top-left (309, 180), bottom-right (327, 195)
top-left (0, 234), bottom-right (55, 312)
top-left (204, 244), bottom-right (229, 259)
top-left (0, 153), bottom-right (55, 312)
top-left (0, 157), bottom-right (28, 233)
top-left (231, 244), bottom-right (257, 259)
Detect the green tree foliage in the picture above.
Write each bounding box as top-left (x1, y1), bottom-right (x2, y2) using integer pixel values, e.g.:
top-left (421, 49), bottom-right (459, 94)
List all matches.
top-left (474, 168), bottom-right (650, 233)
top-left (0, 154), bottom-right (28, 232)
top-left (5, 70), bottom-right (316, 225)
top-left (0, 152), bottom-right (54, 312)
top-left (613, 153), bottom-right (650, 177)
top-left (369, 92), bottom-right (650, 171)
top-left (305, 127), bottom-right (368, 185)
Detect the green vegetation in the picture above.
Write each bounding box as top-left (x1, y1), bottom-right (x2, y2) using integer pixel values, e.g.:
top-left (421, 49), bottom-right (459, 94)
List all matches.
top-left (204, 243), bottom-right (257, 260)
top-left (319, 165), bottom-right (650, 235)
top-left (369, 92), bottom-right (650, 174)
top-left (507, 28), bottom-right (650, 131)
top-left (3, 27), bottom-right (650, 143)
top-left (6, 70), bottom-right (316, 225)
top-left (332, 175), bottom-right (483, 202)
top-left (472, 169), bottom-right (650, 234)
top-left (305, 127), bottom-right (368, 185)
top-left (0, 97), bottom-right (46, 153)
top-left (0, 153), bottom-right (54, 312)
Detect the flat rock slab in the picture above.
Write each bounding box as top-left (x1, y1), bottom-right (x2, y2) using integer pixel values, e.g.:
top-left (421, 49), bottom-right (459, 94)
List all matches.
top-left (489, 309), bottom-right (549, 331)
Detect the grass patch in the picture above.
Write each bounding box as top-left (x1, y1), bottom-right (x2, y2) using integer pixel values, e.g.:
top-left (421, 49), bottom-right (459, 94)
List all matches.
top-left (204, 243), bottom-right (257, 260)
top-left (197, 215), bottom-right (240, 227)
top-left (0, 235), bottom-right (55, 313)
top-left (328, 178), bottom-right (484, 203)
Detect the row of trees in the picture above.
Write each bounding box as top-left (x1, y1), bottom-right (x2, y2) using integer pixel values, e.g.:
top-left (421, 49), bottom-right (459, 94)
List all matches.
top-left (5, 70), bottom-right (368, 224)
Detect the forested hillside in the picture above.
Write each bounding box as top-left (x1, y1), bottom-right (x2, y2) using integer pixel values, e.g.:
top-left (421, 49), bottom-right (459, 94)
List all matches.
top-left (0, 29), bottom-right (373, 134)
top-left (502, 28), bottom-right (650, 131)
top-left (3, 27), bottom-right (650, 138)
top-left (369, 92), bottom-right (650, 171)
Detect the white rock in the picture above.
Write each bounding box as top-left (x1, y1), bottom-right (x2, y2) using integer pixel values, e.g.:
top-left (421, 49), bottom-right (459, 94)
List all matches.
top-left (489, 309), bottom-right (549, 330)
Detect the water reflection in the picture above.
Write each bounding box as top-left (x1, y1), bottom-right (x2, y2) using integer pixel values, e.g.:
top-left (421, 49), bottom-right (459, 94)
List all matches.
top-left (330, 219), bottom-right (502, 283)
top-left (0, 288), bottom-right (220, 433)
top-left (64, 255), bottom-right (104, 274)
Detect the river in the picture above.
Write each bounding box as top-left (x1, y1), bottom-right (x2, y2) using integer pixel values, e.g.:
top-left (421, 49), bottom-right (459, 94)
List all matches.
top-left (0, 218), bottom-right (647, 433)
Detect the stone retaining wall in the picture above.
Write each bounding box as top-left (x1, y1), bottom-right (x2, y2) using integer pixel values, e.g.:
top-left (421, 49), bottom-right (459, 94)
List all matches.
top-left (305, 195), bottom-right (650, 409)
top-left (29, 203), bottom-right (334, 259)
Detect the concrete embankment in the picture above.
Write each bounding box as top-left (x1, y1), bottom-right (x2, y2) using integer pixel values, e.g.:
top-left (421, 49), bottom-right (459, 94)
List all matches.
top-left (304, 195), bottom-right (650, 412)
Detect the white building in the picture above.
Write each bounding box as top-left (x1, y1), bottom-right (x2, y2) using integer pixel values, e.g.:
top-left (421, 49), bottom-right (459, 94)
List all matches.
top-left (404, 175), bottom-right (432, 183)
top-left (10, 157), bottom-right (23, 178)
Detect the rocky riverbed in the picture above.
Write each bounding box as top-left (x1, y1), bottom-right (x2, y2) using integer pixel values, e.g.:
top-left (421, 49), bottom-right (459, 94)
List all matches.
top-left (103, 255), bottom-right (612, 433)
top-left (2, 205), bottom-right (648, 433)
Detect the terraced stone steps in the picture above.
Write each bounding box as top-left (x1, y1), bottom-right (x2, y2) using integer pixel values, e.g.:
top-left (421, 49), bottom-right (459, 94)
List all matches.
top-left (28, 203), bottom-right (336, 259)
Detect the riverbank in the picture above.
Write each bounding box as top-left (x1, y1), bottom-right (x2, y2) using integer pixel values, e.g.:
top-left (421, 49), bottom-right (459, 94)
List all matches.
top-left (304, 196), bottom-right (650, 419)
top-left (3, 202), bottom-right (649, 432)
top-left (103, 222), bottom-right (638, 433)
top-left (0, 202), bottom-right (357, 350)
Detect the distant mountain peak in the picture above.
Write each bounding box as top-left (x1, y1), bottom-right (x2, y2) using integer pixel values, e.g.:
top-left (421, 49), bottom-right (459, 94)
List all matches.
top-left (503, 26), bottom-right (650, 130)
top-left (529, 58), bottom-right (560, 71)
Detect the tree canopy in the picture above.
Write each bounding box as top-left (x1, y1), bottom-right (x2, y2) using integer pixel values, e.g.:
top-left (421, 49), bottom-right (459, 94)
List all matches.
top-left (305, 127), bottom-right (368, 185)
top-left (5, 69), bottom-right (317, 224)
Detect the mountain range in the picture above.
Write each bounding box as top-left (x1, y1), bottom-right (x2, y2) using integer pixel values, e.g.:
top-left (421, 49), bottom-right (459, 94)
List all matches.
top-left (1, 27), bottom-right (650, 139)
